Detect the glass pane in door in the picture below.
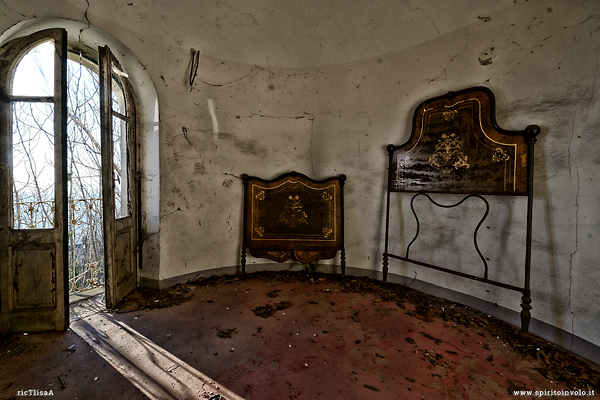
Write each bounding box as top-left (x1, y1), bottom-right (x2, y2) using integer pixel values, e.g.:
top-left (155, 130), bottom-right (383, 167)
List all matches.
top-left (12, 101), bottom-right (55, 229)
top-left (112, 116), bottom-right (129, 218)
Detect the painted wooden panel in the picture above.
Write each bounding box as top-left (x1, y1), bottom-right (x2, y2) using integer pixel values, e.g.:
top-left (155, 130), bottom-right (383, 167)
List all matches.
top-left (388, 87), bottom-right (536, 195)
top-left (242, 172), bottom-right (345, 267)
top-left (13, 245), bottom-right (56, 309)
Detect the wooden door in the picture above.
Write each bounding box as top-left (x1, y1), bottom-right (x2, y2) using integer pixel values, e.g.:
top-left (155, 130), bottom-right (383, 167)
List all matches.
top-left (0, 29), bottom-right (68, 333)
top-left (99, 45), bottom-right (138, 309)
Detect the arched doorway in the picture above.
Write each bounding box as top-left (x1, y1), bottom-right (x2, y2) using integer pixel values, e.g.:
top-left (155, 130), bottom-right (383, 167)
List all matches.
top-left (0, 28), bottom-right (140, 333)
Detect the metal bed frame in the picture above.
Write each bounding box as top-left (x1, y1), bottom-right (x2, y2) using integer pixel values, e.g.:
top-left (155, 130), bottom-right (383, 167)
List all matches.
top-left (382, 87), bottom-right (540, 332)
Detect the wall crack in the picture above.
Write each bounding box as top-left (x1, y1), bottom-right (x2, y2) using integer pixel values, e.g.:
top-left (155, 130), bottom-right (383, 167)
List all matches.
top-left (235, 112), bottom-right (313, 120)
top-left (160, 207), bottom-right (182, 220)
top-left (566, 112), bottom-right (580, 349)
top-left (83, 0), bottom-right (91, 27)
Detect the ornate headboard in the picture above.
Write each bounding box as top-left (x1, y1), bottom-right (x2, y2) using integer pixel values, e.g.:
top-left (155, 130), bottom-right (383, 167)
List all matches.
top-left (383, 87), bottom-right (540, 332)
top-left (241, 172), bottom-right (346, 274)
top-left (388, 87), bottom-right (536, 195)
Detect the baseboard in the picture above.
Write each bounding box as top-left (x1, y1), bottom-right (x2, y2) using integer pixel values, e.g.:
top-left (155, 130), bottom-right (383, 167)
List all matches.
top-left (139, 263), bottom-right (600, 367)
top-left (139, 262), bottom-right (339, 290)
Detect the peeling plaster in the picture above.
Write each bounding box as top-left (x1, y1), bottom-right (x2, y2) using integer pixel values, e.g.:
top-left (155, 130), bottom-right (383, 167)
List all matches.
top-left (194, 162), bottom-right (205, 175)
top-left (171, 186), bottom-right (190, 210)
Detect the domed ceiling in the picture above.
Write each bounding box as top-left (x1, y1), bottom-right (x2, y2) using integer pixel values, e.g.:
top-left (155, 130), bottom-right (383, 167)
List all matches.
top-left (1, 0), bottom-right (514, 67)
top-left (104, 0), bottom-right (514, 67)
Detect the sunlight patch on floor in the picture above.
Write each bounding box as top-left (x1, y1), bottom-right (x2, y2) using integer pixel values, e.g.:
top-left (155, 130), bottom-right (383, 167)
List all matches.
top-left (70, 312), bottom-right (245, 400)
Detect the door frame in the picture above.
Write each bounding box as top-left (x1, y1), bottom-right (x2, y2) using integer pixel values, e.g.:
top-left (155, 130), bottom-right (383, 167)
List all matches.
top-left (99, 45), bottom-right (140, 310)
top-left (0, 29), bottom-right (141, 333)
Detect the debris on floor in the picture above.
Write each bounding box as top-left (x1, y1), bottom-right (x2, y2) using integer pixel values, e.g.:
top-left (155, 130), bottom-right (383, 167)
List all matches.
top-left (115, 283), bottom-right (194, 312)
top-left (251, 301), bottom-right (293, 318)
top-left (217, 328), bottom-right (237, 339)
top-left (115, 269), bottom-right (600, 393)
top-left (3, 269), bottom-right (597, 399)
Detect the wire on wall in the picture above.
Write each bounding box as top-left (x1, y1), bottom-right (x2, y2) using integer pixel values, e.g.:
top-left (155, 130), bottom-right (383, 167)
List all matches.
top-left (189, 48), bottom-right (200, 91)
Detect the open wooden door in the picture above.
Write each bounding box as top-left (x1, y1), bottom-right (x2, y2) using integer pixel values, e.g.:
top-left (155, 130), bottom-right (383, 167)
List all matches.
top-left (99, 45), bottom-right (139, 309)
top-left (0, 29), bottom-right (68, 333)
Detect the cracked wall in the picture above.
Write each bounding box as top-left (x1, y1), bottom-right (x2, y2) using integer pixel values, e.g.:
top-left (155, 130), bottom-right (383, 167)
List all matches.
top-left (0, 0), bottom-right (599, 363)
top-left (152, 0), bottom-right (600, 361)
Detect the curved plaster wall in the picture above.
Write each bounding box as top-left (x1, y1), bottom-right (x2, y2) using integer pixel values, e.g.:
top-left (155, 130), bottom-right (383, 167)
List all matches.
top-left (152, 1), bottom-right (600, 364)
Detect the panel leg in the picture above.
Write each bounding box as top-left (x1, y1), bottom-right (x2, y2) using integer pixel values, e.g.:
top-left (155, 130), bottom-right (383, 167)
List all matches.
top-left (382, 253), bottom-right (389, 282)
top-left (241, 247), bottom-right (246, 274)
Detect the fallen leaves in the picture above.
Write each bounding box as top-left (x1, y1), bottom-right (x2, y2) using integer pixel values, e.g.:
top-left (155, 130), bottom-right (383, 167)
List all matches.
top-left (128, 269), bottom-right (600, 391)
top-left (251, 301), bottom-right (293, 318)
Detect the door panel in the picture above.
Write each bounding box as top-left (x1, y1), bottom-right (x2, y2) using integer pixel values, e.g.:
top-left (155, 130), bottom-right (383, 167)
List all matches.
top-left (115, 223), bottom-right (136, 286)
top-left (13, 245), bottom-right (56, 309)
top-left (99, 45), bottom-right (138, 309)
top-left (0, 29), bottom-right (68, 333)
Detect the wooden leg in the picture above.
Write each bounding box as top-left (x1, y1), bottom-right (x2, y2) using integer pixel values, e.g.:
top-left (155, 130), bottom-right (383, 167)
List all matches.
top-left (340, 248), bottom-right (346, 275)
top-left (241, 247), bottom-right (246, 274)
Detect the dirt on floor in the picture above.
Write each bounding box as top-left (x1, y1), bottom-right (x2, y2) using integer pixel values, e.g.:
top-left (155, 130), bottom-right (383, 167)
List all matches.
top-left (114, 270), bottom-right (600, 393)
top-left (1, 270), bottom-right (599, 400)
top-left (0, 329), bottom-right (141, 400)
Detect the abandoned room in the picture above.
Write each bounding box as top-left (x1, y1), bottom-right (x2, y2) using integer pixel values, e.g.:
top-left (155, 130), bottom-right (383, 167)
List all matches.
top-left (1, 0), bottom-right (599, 399)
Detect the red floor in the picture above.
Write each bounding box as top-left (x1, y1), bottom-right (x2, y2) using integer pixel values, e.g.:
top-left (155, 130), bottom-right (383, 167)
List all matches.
top-left (1, 271), bottom-right (598, 399)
